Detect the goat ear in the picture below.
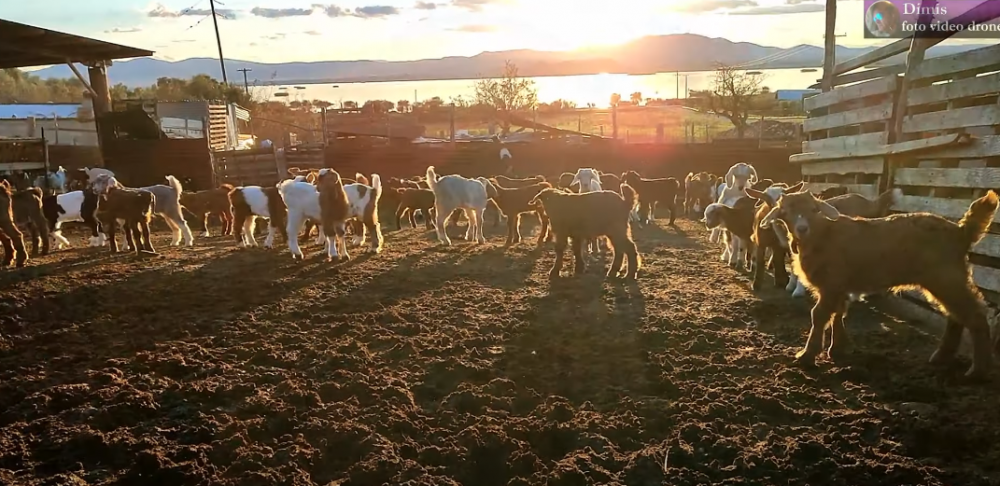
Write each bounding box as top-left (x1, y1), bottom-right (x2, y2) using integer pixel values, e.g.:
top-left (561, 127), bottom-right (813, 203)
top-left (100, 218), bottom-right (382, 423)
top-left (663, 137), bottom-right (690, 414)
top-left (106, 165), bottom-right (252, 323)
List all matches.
top-left (592, 171), bottom-right (602, 184)
top-left (759, 205), bottom-right (783, 228)
top-left (817, 200), bottom-right (841, 220)
top-left (787, 181), bottom-right (804, 193)
top-left (745, 188), bottom-right (766, 200)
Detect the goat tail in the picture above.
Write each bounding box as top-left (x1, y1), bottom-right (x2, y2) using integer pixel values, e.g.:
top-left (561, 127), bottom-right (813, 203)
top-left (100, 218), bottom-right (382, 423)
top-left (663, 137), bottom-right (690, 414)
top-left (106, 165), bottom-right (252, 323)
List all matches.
top-left (425, 166), bottom-right (439, 192)
top-left (165, 175), bottom-right (184, 197)
top-left (959, 190), bottom-right (999, 247)
top-left (621, 183), bottom-right (638, 209)
top-left (371, 174), bottom-right (382, 203)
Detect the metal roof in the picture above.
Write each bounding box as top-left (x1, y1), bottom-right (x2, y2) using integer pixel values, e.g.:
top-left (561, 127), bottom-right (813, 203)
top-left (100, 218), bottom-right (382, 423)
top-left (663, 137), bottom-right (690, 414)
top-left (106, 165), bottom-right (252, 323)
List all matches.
top-left (0, 104), bottom-right (81, 118)
top-left (0, 18), bottom-right (153, 69)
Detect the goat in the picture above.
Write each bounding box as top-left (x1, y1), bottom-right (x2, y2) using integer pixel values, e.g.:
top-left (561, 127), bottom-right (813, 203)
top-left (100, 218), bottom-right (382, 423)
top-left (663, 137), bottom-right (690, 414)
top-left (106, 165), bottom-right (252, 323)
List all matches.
top-left (11, 188), bottom-right (50, 256)
top-left (787, 188), bottom-right (903, 298)
top-left (394, 188), bottom-right (436, 231)
top-left (557, 172), bottom-right (580, 192)
top-left (0, 180), bottom-right (28, 268)
top-left (425, 166), bottom-right (494, 246)
top-left (33, 166), bottom-right (68, 195)
top-left (68, 167), bottom-right (114, 191)
top-left (745, 182), bottom-right (804, 290)
top-left (760, 189), bottom-right (999, 379)
top-left (529, 183), bottom-right (641, 280)
top-left (180, 184), bottom-right (235, 237)
top-left (493, 175), bottom-right (545, 188)
top-left (817, 186), bottom-right (849, 200)
top-left (91, 175), bottom-right (155, 254)
top-left (702, 195), bottom-right (759, 270)
top-left (131, 176), bottom-right (195, 247)
top-left (621, 170), bottom-right (680, 226)
top-left (489, 180), bottom-right (552, 246)
top-left (684, 172), bottom-right (716, 217)
top-left (570, 168), bottom-right (607, 253)
top-left (42, 190), bottom-right (105, 250)
top-left (312, 169), bottom-right (383, 260)
top-left (0, 172), bottom-right (30, 192)
top-left (710, 162), bottom-right (759, 265)
top-left (229, 185), bottom-right (288, 249)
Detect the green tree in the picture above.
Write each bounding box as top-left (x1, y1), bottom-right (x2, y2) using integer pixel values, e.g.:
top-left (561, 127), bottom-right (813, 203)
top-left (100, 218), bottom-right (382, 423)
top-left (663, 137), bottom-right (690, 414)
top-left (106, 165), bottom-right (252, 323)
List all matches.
top-left (472, 61), bottom-right (537, 136)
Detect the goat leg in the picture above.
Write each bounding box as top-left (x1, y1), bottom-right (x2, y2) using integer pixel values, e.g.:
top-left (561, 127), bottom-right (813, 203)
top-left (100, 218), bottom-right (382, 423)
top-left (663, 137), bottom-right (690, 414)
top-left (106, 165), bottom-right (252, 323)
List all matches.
top-left (394, 205), bottom-right (406, 231)
top-left (422, 207), bottom-right (434, 230)
top-left (536, 212), bottom-right (550, 247)
top-left (0, 233), bottom-right (13, 267)
top-left (571, 236), bottom-right (587, 276)
top-left (751, 243), bottom-right (767, 291)
top-left (549, 235), bottom-right (568, 279)
top-left (608, 238), bottom-right (626, 279)
top-left (796, 296), bottom-right (841, 366)
top-left (826, 306), bottom-right (853, 362)
top-left (107, 220), bottom-right (120, 253)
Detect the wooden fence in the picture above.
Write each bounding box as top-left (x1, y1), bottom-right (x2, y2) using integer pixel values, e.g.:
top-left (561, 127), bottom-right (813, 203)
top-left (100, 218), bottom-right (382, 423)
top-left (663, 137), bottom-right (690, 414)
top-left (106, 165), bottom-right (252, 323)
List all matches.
top-left (794, 31), bottom-right (1000, 317)
top-left (103, 138), bottom-right (214, 191)
top-left (212, 147), bottom-right (280, 187)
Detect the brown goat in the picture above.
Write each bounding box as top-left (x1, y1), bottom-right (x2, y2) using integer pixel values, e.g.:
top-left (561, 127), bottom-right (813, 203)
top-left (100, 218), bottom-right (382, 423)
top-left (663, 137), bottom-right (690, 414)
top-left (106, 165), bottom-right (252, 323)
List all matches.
top-left (394, 187), bottom-right (436, 230)
top-left (0, 180), bottom-right (28, 268)
top-left (180, 184), bottom-right (235, 237)
top-left (490, 180), bottom-right (552, 246)
top-left (94, 183), bottom-right (156, 254)
top-left (683, 172), bottom-right (717, 217)
top-left (11, 187), bottom-right (50, 256)
top-left (621, 170), bottom-right (680, 225)
top-left (529, 184), bottom-right (641, 279)
top-left (316, 168), bottom-right (352, 261)
top-left (817, 186), bottom-right (849, 200)
top-left (746, 182), bottom-right (804, 290)
top-left (761, 190), bottom-right (999, 379)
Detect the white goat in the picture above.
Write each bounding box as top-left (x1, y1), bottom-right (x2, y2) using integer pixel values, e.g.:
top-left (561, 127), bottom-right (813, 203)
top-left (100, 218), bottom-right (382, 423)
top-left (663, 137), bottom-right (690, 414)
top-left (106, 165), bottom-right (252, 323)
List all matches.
top-left (710, 163), bottom-right (758, 267)
top-left (138, 176), bottom-right (195, 246)
top-left (425, 166), bottom-right (494, 246)
top-left (229, 186), bottom-right (285, 249)
top-left (279, 179), bottom-right (335, 260)
top-left (33, 166), bottom-right (68, 195)
top-left (570, 168), bottom-right (607, 253)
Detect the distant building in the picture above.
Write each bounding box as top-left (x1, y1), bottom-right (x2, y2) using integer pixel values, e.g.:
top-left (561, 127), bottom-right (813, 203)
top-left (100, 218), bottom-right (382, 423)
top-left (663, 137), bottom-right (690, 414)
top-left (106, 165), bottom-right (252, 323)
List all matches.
top-left (775, 89), bottom-right (821, 101)
top-left (0, 103), bottom-right (81, 119)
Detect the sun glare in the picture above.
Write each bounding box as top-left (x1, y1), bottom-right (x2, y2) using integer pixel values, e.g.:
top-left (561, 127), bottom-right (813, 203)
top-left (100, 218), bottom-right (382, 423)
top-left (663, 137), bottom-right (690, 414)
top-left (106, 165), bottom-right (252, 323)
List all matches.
top-left (514, 0), bottom-right (652, 51)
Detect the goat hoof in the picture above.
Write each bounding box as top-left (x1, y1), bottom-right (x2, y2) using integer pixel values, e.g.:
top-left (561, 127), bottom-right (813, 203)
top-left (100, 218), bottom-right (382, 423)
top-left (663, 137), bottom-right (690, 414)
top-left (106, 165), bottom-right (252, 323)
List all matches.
top-left (928, 349), bottom-right (954, 365)
top-left (751, 280), bottom-right (762, 291)
top-left (964, 365), bottom-right (989, 381)
top-left (827, 344), bottom-right (853, 362)
top-left (793, 349), bottom-right (819, 367)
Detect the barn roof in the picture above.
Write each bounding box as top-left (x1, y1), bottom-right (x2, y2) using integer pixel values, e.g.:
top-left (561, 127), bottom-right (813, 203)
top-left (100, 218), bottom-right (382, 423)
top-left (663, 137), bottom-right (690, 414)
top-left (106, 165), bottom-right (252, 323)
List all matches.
top-left (0, 18), bottom-right (153, 69)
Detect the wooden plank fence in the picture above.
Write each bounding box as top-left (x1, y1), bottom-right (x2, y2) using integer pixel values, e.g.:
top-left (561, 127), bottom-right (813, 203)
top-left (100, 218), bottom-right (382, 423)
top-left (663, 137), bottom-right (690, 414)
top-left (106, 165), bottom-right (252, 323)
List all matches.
top-left (212, 147), bottom-right (279, 187)
top-left (794, 24), bottom-right (1000, 325)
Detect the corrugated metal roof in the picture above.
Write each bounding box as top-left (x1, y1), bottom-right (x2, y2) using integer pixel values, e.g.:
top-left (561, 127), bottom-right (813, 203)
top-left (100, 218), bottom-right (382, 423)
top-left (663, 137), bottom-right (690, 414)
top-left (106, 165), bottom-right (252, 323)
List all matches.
top-left (0, 104), bottom-right (81, 118)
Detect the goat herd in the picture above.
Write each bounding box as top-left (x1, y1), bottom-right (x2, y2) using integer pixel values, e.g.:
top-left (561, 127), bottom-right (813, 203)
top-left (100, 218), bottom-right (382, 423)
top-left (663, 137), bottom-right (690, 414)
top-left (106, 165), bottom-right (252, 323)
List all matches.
top-left (1, 160), bottom-right (999, 380)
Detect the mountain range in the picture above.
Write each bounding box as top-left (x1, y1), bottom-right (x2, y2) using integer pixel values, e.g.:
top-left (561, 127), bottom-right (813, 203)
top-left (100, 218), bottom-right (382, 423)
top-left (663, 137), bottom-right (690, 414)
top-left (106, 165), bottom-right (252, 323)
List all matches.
top-left (29, 34), bottom-right (988, 87)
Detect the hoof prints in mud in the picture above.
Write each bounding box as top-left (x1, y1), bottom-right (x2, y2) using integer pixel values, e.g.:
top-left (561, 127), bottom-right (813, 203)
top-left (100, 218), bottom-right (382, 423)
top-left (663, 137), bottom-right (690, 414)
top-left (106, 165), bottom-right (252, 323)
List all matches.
top-left (0, 220), bottom-right (998, 485)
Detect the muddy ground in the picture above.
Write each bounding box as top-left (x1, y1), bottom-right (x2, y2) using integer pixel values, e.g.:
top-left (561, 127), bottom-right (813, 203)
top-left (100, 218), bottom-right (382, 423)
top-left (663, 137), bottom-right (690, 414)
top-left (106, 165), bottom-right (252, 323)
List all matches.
top-left (1, 214), bottom-right (999, 486)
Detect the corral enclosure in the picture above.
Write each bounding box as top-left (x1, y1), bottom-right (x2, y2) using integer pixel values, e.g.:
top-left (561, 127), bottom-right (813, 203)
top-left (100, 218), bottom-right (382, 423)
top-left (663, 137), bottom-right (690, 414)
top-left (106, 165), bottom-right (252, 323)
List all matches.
top-left (796, 32), bottom-right (1000, 321)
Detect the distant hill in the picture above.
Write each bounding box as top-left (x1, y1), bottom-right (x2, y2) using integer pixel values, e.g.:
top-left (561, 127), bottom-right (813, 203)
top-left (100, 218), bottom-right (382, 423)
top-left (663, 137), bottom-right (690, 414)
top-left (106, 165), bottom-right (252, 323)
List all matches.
top-left (29, 33), bottom-right (988, 87)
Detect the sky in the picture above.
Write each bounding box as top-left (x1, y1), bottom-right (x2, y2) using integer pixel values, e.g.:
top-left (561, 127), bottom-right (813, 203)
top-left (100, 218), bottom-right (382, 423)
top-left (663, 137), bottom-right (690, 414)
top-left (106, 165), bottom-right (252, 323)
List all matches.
top-left (0, 0), bottom-right (987, 64)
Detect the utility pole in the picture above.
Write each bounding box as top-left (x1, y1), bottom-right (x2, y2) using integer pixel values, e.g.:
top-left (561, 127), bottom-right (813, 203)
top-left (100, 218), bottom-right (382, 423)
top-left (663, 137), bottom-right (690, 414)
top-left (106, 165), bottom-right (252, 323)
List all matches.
top-left (237, 68), bottom-right (252, 94)
top-left (820, 0), bottom-right (838, 92)
top-left (209, 0), bottom-right (228, 84)
top-left (675, 71), bottom-right (680, 99)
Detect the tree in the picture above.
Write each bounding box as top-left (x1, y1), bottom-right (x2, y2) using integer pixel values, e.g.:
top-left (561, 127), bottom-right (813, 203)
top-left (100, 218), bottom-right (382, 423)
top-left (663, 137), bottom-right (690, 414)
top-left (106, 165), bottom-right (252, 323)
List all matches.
top-left (397, 99), bottom-right (410, 113)
top-left (472, 60), bottom-right (538, 136)
top-left (630, 92), bottom-right (642, 105)
top-left (704, 65), bottom-right (765, 139)
top-left (610, 93), bottom-right (621, 107)
top-left (343, 100), bottom-right (358, 109)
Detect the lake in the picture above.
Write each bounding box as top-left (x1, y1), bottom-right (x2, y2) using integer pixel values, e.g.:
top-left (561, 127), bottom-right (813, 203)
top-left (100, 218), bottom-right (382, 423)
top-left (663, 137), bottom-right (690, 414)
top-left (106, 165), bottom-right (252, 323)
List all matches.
top-left (265, 68), bottom-right (823, 108)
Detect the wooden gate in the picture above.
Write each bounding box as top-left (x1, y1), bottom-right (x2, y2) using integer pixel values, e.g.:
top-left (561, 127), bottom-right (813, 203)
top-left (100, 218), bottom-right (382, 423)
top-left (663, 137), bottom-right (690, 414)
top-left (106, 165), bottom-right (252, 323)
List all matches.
top-left (793, 22), bottom-right (1000, 322)
top-left (212, 147), bottom-right (279, 187)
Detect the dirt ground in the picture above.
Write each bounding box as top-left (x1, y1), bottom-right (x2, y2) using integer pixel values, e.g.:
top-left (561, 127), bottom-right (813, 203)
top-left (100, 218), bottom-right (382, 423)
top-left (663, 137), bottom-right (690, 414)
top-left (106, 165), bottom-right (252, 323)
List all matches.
top-left (1, 213), bottom-right (999, 486)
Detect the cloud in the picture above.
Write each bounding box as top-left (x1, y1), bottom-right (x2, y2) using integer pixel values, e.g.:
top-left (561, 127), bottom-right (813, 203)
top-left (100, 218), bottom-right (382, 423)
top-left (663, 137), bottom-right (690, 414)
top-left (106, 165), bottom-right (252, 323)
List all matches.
top-left (671, 0), bottom-right (756, 13)
top-left (312, 4), bottom-right (401, 18)
top-left (448, 24), bottom-right (497, 32)
top-left (104, 27), bottom-right (142, 33)
top-left (305, 30), bottom-right (322, 35)
top-left (263, 33), bottom-right (288, 40)
top-left (147, 4), bottom-right (237, 17)
top-left (353, 5), bottom-right (400, 17)
top-left (415, 1), bottom-right (440, 9)
top-left (729, 3), bottom-right (825, 14)
top-left (250, 7), bottom-right (315, 18)
top-left (172, 39), bottom-right (197, 43)
top-left (450, 0), bottom-right (502, 12)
